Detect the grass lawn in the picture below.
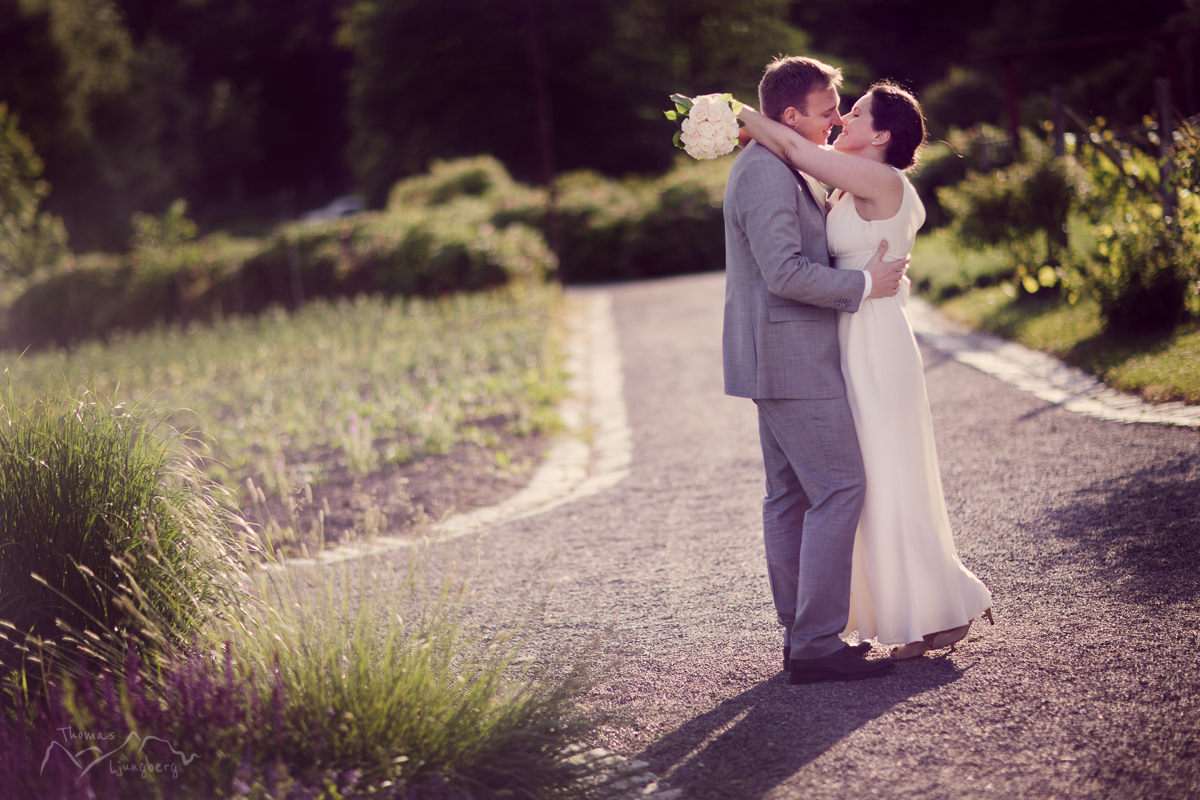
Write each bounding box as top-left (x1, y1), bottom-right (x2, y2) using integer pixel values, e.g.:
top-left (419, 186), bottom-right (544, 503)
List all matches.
top-left (1, 285), bottom-right (567, 552)
top-left (940, 286), bottom-right (1200, 404)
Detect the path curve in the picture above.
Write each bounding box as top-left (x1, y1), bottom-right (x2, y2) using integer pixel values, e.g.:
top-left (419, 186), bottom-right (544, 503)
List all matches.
top-left (373, 272), bottom-right (1197, 800)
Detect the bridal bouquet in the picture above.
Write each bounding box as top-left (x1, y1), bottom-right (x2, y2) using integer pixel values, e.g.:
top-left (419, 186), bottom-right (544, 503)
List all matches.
top-left (665, 93), bottom-right (744, 160)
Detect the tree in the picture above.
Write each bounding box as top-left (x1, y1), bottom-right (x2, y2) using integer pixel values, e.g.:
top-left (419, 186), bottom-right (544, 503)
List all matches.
top-left (0, 0), bottom-right (353, 250)
top-left (788, 0), bottom-right (1194, 133)
top-left (340, 0), bottom-right (810, 203)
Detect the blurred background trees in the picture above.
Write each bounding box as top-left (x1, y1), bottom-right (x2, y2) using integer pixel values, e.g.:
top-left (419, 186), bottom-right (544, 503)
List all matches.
top-left (0, 0), bottom-right (1198, 252)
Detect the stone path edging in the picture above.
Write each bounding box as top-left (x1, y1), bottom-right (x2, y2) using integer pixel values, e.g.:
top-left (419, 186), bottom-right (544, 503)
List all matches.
top-left (282, 290), bottom-right (631, 568)
top-left (906, 296), bottom-right (1200, 428)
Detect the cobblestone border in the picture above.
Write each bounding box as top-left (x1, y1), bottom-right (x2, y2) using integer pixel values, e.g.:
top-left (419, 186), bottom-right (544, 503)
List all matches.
top-left (907, 297), bottom-right (1200, 428)
top-left (565, 745), bottom-right (682, 800)
top-left (283, 289), bottom-right (632, 567)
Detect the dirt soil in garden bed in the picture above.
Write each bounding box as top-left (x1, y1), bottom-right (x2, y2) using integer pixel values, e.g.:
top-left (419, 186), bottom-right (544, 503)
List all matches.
top-left (246, 419), bottom-right (550, 559)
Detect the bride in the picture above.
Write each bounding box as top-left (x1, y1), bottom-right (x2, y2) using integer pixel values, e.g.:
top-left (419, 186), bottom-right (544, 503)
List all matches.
top-left (736, 81), bottom-right (993, 660)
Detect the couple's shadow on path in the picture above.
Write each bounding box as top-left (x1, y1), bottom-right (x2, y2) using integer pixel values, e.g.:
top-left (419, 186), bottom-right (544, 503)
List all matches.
top-left (1041, 452), bottom-right (1200, 603)
top-left (636, 657), bottom-right (965, 799)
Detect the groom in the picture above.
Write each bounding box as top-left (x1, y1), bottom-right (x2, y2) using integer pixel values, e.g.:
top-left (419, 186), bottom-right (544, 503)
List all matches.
top-left (723, 56), bottom-right (905, 684)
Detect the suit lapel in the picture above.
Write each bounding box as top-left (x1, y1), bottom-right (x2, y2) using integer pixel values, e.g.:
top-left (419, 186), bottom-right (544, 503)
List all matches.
top-left (801, 173), bottom-right (828, 220)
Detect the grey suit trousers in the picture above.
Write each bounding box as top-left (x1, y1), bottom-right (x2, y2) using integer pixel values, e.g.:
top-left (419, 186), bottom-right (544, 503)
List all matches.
top-left (721, 143), bottom-right (868, 661)
top-left (756, 397), bottom-right (865, 659)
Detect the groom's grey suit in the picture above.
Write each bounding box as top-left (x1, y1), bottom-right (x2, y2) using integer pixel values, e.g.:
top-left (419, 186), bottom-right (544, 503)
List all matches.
top-left (723, 141), bottom-right (868, 660)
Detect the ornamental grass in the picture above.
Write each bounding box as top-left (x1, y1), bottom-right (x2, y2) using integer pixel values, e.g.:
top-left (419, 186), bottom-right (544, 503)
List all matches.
top-left (1, 562), bottom-right (606, 799)
top-left (0, 389), bottom-right (255, 681)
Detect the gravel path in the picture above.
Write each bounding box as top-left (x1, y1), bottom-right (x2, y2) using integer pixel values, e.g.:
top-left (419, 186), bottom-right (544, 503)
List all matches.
top-left (379, 272), bottom-right (1200, 800)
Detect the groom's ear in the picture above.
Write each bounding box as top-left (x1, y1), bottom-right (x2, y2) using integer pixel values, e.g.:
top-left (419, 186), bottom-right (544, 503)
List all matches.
top-left (782, 107), bottom-right (801, 125)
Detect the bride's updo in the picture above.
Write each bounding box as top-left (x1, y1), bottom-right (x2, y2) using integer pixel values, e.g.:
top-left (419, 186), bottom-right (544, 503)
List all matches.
top-left (867, 81), bottom-right (926, 171)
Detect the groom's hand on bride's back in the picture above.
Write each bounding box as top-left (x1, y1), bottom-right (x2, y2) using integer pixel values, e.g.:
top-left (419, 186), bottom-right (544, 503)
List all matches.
top-left (865, 240), bottom-right (909, 299)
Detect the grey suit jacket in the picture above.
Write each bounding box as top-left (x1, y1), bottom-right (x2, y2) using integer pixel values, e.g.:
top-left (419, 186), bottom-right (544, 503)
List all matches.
top-left (722, 142), bottom-right (866, 399)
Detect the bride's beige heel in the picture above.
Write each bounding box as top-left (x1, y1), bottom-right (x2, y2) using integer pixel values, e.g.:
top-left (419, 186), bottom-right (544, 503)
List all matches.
top-left (929, 608), bottom-right (994, 651)
top-left (890, 640), bottom-right (929, 660)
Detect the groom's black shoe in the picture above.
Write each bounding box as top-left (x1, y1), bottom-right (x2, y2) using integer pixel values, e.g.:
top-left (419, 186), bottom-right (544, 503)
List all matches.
top-left (784, 641), bottom-right (870, 669)
top-left (788, 646), bottom-right (895, 684)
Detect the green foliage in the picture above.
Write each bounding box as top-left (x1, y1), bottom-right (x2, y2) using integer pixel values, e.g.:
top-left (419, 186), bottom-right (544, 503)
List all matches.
top-left (1058, 124), bottom-right (1200, 334)
top-left (0, 103), bottom-right (69, 277)
top-left (387, 156), bottom-right (525, 210)
top-left (4, 154), bottom-right (729, 349)
top-left (1073, 202), bottom-right (1194, 334)
top-left (130, 197), bottom-right (198, 254)
top-left (198, 566), bottom-right (601, 797)
top-left (0, 0), bottom-right (352, 250)
top-left (0, 390), bottom-right (252, 675)
top-left (938, 130), bottom-right (1080, 294)
top-left (493, 156), bottom-right (732, 283)
top-left (921, 67), bottom-right (1006, 140)
top-left (910, 125), bottom-right (1019, 231)
top-left (339, 0), bottom-right (807, 201)
top-left (5, 160), bottom-right (555, 350)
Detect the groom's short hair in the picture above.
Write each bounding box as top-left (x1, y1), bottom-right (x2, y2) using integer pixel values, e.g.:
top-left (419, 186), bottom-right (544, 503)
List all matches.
top-left (759, 57), bottom-right (843, 122)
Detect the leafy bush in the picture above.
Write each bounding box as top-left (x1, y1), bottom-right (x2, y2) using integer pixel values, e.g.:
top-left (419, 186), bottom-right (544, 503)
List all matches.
top-left (938, 130), bottom-right (1080, 295)
top-left (0, 104), bottom-right (69, 279)
top-left (1059, 124), bottom-right (1200, 333)
top-left (387, 156), bottom-right (530, 210)
top-left (493, 156), bottom-right (731, 283)
top-left (0, 391), bottom-right (252, 676)
top-left (921, 68), bottom-right (1007, 140)
top-left (1073, 200), bottom-right (1194, 334)
top-left (5, 154), bottom-right (729, 348)
top-left (910, 125), bottom-right (1019, 231)
top-left (4, 168), bottom-right (553, 350)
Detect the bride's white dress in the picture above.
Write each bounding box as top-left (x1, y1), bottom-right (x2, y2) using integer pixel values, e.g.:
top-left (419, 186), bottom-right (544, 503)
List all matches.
top-left (827, 170), bottom-right (992, 645)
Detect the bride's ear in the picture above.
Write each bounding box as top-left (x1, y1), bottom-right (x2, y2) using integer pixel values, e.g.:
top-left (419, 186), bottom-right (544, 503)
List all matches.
top-left (873, 129), bottom-right (891, 147)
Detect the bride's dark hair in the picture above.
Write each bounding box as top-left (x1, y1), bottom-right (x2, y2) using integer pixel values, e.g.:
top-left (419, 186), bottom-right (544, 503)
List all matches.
top-left (868, 81), bottom-right (926, 171)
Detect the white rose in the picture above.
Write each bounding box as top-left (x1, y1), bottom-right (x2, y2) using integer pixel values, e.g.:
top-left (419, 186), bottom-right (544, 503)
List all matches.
top-left (671, 93), bottom-right (740, 159)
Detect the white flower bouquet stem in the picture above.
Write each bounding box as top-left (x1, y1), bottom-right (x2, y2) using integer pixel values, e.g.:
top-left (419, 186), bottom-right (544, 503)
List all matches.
top-left (664, 93), bottom-right (745, 160)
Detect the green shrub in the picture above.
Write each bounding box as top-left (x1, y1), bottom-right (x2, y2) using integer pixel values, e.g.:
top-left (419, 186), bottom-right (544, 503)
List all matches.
top-left (1060, 124), bottom-right (1199, 333)
top-left (911, 125), bottom-right (1020, 232)
top-left (5, 154), bottom-right (728, 348)
top-left (1072, 204), bottom-right (1194, 333)
top-left (910, 140), bottom-right (967, 230)
top-left (493, 156), bottom-right (731, 283)
top-left (0, 103), bottom-right (69, 279)
top-left (4, 178), bottom-right (553, 350)
top-left (0, 391), bottom-right (253, 675)
top-left (387, 156), bottom-right (530, 210)
top-left (938, 130), bottom-right (1080, 295)
top-left (921, 68), bottom-right (1007, 140)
